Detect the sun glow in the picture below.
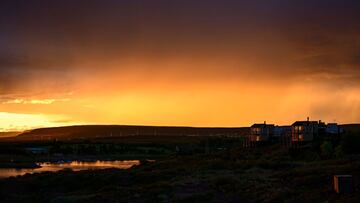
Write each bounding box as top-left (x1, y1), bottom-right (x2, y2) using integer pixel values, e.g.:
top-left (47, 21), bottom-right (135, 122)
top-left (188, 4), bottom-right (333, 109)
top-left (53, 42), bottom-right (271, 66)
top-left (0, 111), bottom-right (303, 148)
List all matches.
top-left (0, 112), bottom-right (77, 132)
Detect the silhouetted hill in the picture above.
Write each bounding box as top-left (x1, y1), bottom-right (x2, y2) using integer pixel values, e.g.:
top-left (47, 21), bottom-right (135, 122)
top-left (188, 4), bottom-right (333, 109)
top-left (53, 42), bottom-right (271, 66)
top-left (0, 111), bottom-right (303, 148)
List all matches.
top-left (341, 124), bottom-right (360, 133)
top-left (5, 123), bottom-right (359, 142)
top-left (0, 131), bottom-right (22, 138)
top-left (11, 125), bottom-right (249, 141)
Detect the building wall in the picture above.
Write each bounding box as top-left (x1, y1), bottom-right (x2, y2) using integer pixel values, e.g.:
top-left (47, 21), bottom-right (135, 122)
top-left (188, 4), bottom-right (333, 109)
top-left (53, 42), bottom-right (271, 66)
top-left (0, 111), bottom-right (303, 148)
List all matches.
top-left (292, 122), bottom-right (318, 142)
top-left (250, 126), bottom-right (273, 142)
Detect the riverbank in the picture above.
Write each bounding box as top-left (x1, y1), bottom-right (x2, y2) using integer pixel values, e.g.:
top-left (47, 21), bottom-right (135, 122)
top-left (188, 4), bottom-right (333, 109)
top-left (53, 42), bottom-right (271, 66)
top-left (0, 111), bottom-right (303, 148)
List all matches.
top-left (0, 154), bottom-right (162, 170)
top-left (0, 135), bottom-right (241, 170)
top-left (0, 160), bottom-right (141, 179)
top-left (0, 162), bottom-right (40, 169)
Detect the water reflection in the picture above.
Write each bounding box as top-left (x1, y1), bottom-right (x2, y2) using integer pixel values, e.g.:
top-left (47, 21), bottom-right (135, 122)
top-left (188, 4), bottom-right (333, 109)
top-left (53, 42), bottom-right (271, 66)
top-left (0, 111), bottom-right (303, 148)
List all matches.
top-left (0, 160), bottom-right (140, 179)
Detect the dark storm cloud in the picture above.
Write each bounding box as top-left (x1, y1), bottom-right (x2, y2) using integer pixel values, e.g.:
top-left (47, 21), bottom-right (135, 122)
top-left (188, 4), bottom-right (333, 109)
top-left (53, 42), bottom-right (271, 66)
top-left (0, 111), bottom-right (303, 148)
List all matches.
top-left (0, 51), bottom-right (73, 95)
top-left (1, 0), bottom-right (360, 94)
top-left (271, 1), bottom-right (360, 80)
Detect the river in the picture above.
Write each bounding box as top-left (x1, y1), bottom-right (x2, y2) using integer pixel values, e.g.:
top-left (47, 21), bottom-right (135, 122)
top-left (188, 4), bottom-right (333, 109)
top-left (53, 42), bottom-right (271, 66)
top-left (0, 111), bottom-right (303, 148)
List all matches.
top-left (0, 160), bottom-right (140, 179)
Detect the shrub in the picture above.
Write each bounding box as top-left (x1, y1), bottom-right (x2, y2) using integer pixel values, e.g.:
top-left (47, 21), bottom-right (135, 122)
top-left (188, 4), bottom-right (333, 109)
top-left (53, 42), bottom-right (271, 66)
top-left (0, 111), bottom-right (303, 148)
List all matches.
top-left (320, 141), bottom-right (333, 157)
top-left (334, 145), bottom-right (344, 158)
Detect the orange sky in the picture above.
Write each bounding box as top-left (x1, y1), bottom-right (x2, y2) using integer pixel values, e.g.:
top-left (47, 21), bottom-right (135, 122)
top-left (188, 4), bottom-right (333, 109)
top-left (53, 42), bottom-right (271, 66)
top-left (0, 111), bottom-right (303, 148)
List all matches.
top-left (1, 0), bottom-right (360, 131)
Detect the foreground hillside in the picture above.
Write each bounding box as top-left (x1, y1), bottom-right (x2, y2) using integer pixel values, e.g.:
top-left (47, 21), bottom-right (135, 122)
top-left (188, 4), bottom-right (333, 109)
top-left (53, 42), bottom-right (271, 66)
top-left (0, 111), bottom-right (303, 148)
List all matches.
top-left (0, 144), bottom-right (359, 203)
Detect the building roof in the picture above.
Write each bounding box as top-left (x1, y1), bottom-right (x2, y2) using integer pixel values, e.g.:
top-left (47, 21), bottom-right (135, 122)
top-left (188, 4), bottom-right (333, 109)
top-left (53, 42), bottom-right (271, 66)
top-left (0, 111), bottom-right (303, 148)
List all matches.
top-left (251, 123), bottom-right (274, 128)
top-left (292, 121), bottom-right (318, 126)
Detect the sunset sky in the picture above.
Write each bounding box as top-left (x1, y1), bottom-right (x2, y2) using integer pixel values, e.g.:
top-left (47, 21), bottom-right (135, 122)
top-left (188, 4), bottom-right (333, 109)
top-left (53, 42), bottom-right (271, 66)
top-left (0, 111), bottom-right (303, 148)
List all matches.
top-left (1, 0), bottom-right (360, 131)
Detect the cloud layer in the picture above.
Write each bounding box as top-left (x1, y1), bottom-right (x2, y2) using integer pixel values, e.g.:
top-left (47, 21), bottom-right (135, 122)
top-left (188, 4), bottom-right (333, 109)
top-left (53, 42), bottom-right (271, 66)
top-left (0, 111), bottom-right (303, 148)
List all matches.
top-left (0, 0), bottom-right (360, 128)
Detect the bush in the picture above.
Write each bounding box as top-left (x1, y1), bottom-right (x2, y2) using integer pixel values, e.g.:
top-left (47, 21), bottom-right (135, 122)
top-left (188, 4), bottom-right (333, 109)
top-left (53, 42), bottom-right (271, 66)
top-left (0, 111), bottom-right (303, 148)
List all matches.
top-left (320, 141), bottom-right (333, 157)
top-left (335, 145), bottom-right (344, 158)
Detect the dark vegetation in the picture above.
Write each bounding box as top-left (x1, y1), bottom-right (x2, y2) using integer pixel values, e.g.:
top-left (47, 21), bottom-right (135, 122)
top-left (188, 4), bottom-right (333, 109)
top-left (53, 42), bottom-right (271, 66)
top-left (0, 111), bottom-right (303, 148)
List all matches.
top-left (0, 136), bottom-right (245, 169)
top-left (0, 124), bottom-right (359, 202)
